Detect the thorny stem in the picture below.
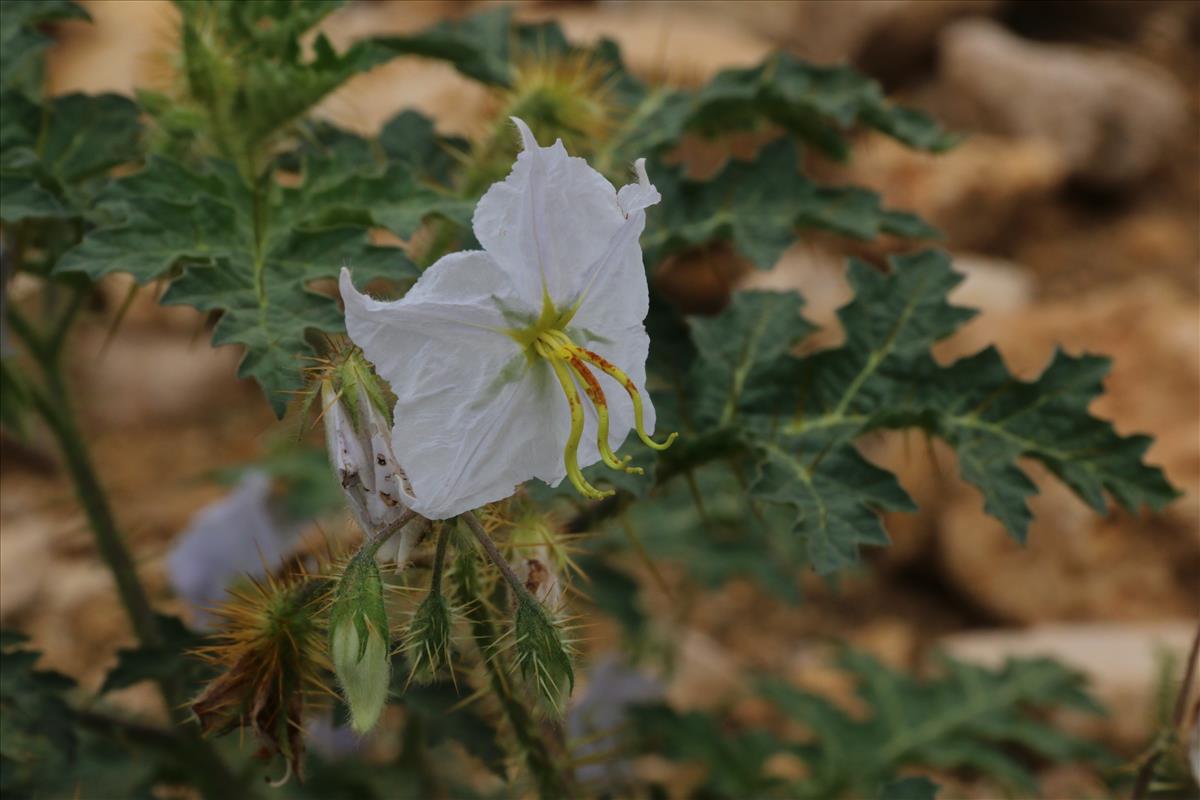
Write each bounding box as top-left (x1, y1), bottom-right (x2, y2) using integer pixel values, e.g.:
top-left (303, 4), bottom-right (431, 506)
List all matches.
top-left (8, 305), bottom-right (161, 650)
top-left (456, 557), bottom-right (570, 799)
top-left (461, 511), bottom-right (546, 611)
top-left (367, 508), bottom-right (420, 554)
top-left (429, 523), bottom-right (450, 595)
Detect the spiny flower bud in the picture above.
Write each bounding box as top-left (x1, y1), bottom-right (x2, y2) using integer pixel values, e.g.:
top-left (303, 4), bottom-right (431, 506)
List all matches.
top-left (402, 591), bottom-right (454, 685)
top-left (318, 348), bottom-right (421, 564)
top-left (329, 547), bottom-right (391, 734)
top-left (513, 593), bottom-right (574, 715)
top-left (466, 51), bottom-right (618, 193)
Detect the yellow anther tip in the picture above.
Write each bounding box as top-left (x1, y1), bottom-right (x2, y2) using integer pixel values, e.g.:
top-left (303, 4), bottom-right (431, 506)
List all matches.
top-left (640, 430), bottom-right (678, 451)
top-left (624, 466), bottom-right (645, 476)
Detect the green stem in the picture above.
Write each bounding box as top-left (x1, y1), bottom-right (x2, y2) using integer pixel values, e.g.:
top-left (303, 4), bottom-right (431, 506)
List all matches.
top-left (455, 555), bottom-right (570, 799)
top-left (460, 511), bottom-right (540, 608)
top-left (25, 356), bottom-right (161, 650)
top-left (8, 305), bottom-right (245, 798)
top-left (429, 523), bottom-right (450, 595)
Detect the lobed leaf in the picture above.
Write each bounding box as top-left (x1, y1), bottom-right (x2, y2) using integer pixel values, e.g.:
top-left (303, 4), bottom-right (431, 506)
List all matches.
top-left (878, 347), bottom-right (1181, 542)
top-left (0, 91), bottom-right (142, 222)
top-left (643, 140), bottom-right (938, 269)
top-left (56, 117), bottom-right (440, 413)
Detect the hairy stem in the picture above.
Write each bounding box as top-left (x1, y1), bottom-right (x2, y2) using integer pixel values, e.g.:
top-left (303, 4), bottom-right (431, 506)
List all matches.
top-left (429, 523), bottom-right (450, 595)
top-left (460, 511), bottom-right (539, 606)
top-left (364, 507), bottom-right (420, 556)
top-left (9, 301), bottom-right (244, 797)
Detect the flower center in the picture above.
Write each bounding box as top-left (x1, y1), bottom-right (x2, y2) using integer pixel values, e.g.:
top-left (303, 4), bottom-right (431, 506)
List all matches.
top-left (509, 292), bottom-right (676, 499)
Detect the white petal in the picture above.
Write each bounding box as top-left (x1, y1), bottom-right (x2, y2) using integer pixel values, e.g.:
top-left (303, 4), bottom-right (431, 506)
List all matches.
top-left (616, 158), bottom-right (661, 215)
top-left (566, 209), bottom-right (651, 333)
top-left (473, 117), bottom-right (630, 306)
top-left (566, 160), bottom-right (659, 331)
top-left (340, 262), bottom-right (572, 518)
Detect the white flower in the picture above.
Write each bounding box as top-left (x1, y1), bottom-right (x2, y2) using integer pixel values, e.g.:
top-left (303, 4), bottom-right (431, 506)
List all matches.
top-left (340, 117), bottom-right (674, 520)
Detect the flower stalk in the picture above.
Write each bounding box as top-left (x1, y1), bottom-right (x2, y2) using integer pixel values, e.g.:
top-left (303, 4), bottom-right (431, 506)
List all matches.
top-left (454, 545), bottom-right (571, 799)
top-left (5, 293), bottom-right (243, 796)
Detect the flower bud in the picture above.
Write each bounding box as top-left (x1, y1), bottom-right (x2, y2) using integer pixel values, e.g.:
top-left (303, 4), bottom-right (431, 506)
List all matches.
top-left (319, 350), bottom-right (422, 564)
top-left (329, 548), bottom-right (391, 733)
top-left (513, 594), bottom-right (574, 715)
top-left (402, 591), bottom-right (453, 685)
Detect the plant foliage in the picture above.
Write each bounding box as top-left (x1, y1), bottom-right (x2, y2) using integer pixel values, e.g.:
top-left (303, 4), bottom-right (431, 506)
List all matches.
top-left (0, 0), bottom-right (1181, 797)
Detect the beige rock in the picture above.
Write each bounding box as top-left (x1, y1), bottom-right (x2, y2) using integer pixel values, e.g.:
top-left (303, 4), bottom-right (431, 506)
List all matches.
top-left (665, 628), bottom-right (744, 710)
top-left (67, 326), bottom-right (251, 429)
top-left (691, 0), bottom-right (1000, 77)
top-left (941, 621), bottom-right (1197, 745)
top-left (518, 2), bottom-right (773, 87)
top-left (315, 0), bottom-right (492, 138)
top-left (833, 133), bottom-right (1069, 252)
top-left (46, 0), bottom-right (178, 96)
top-left (939, 19), bottom-right (1188, 185)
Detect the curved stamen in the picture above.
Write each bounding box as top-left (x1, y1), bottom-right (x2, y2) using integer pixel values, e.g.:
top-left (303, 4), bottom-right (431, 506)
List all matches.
top-left (534, 338), bottom-right (613, 500)
top-left (556, 344), bottom-right (643, 476)
top-left (571, 343), bottom-right (678, 452)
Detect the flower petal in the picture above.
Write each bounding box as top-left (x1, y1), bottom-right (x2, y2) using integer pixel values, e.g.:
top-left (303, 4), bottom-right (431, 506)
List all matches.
top-left (473, 117), bottom-right (631, 306)
top-left (341, 260), bottom-right (572, 518)
top-left (616, 158), bottom-right (661, 216)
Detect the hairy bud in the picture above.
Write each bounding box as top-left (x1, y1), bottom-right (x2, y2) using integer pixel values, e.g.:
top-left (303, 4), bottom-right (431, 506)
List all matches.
top-left (319, 349), bottom-right (421, 564)
top-left (403, 591), bottom-right (454, 685)
top-left (513, 594), bottom-right (574, 715)
top-left (329, 548), bottom-right (391, 733)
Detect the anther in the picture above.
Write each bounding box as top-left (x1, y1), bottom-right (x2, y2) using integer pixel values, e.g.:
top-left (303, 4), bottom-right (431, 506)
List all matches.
top-left (572, 345), bottom-right (678, 452)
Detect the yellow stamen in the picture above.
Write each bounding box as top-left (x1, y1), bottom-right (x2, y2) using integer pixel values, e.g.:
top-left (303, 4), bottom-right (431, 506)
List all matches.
top-left (534, 338), bottom-right (612, 500)
top-left (551, 337), bottom-right (643, 476)
top-left (569, 339), bottom-right (678, 452)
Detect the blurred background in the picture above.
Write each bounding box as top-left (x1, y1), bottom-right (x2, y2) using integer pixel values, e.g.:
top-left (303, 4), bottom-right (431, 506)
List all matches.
top-left (1, 1), bottom-right (1197, 794)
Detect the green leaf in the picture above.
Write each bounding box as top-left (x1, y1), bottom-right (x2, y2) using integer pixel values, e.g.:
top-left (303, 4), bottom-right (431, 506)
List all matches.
top-left (878, 776), bottom-right (940, 800)
top-left (366, 7), bottom-right (516, 86)
top-left (0, 1), bottom-right (88, 98)
top-left (170, 0), bottom-right (385, 161)
top-left (643, 140), bottom-right (938, 269)
top-left (694, 252), bottom-right (967, 571)
top-left (687, 290), bottom-right (817, 429)
top-left (100, 615), bottom-right (203, 694)
top-left (617, 460), bottom-right (803, 599)
top-left (751, 437), bottom-right (915, 574)
top-left (628, 704), bottom-right (787, 799)
top-left (400, 678), bottom-right (507, 779)
top-left (763, 650), bottom-right (1110, 798)
top-left (2, 629), bottom-right (170, 798)
top-left (574, 555), bottom-right (646, 638)
top-left (880, 346), bottom-right (1181, 542)
top-left (1, 91), bottom-right (142, 222)
top-left (57, 148), bottom-right (422, 414)
top-left (684, 54), bottom-right (958, 159)
top-left (793, 251), bottom-right (975, 431)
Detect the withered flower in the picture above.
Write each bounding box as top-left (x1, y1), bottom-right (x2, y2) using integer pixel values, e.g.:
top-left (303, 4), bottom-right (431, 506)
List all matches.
top-left (191, 570), bottom-right (329, 785)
